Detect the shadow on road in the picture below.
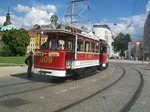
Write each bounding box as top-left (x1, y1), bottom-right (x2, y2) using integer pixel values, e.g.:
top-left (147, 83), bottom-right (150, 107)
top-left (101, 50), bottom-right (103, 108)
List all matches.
top-left (10, 73), bottom-right (68, 84)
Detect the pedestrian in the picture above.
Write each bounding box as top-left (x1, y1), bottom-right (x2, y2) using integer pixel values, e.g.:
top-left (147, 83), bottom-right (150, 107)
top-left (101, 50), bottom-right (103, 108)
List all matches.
top-left (25, 51), bottom-right (33, 78)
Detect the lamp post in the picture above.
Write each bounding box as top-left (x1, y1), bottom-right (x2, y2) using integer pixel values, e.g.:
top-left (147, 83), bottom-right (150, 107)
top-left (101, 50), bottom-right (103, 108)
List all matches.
top-left (142, 48), bottom-right (145, 64)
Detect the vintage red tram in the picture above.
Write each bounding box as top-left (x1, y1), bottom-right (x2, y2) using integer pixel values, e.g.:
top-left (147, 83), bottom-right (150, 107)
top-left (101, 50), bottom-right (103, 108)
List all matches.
top-left (33, 16), bottom-right (108, 78)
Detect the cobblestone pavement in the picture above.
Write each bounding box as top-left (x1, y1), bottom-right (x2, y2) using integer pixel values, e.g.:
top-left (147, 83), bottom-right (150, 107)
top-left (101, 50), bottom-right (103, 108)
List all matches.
top-left (110, 60), bottom-right (150, 112)
top-left (128, 64), bottom-right (150, 112)
top-left (63, 65), bottom-right (141, 112)
top-left (0, 61), bottom-right (149, 112)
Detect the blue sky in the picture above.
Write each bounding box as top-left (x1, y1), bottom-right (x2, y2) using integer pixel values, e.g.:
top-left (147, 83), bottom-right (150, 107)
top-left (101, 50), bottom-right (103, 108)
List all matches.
top-left (0, 0), bottom-right (150, 39)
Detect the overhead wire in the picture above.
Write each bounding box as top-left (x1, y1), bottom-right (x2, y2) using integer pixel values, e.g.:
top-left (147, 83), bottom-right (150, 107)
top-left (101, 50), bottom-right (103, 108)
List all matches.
top-left (127, 0), bottom-right (138, 28)
top-left (87, 0), bottom-right (100, 23)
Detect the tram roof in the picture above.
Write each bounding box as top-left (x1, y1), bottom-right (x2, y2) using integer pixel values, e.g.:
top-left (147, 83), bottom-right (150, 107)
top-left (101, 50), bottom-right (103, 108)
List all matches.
top-left (34, 23), bottom-right (99, 41)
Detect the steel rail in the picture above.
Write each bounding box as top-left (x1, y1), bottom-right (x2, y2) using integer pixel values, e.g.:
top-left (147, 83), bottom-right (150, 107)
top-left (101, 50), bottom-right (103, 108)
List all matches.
top-left (119, 66), bottom-right (144, 112)
top-left (53, 66), bottom-right (125, 112)
top-left (0, 78), bottom-right (71, 98)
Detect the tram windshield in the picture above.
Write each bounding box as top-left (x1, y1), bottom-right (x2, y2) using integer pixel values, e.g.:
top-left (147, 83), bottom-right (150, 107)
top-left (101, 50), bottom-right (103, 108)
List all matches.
top-left (40, 33), bottom-right (75, 51)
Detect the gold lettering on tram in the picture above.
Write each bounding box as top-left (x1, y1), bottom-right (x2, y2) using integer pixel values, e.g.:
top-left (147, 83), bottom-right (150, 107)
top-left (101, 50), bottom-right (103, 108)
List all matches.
top-left (40, 56), bottom-right (52, 63)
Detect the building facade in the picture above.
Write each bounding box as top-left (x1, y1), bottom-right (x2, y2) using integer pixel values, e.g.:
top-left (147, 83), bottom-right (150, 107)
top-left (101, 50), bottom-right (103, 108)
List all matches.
top-left (0, 9), bottom-right (20, 55)
top-left (144, 10), bottom-right (150, 59)
top-left (92, 25), bottom-right (114, 58)
top-left (131, 39), bottom-right (143, 60)
top-left (3, 8), bottom-right (11, 26)
top-left (27, 29), bottom-right (48, 54)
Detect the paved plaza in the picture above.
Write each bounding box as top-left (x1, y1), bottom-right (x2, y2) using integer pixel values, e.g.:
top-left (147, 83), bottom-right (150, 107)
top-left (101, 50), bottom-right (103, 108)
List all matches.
top-left (0, 60), bottom-right (149, 112)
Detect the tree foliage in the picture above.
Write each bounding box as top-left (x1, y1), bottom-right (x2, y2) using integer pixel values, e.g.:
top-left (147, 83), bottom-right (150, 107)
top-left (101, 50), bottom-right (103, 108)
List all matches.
top-left (1, 28), bottom-right (30, 56)
top-left (112, 33), bottom-right (131, 56)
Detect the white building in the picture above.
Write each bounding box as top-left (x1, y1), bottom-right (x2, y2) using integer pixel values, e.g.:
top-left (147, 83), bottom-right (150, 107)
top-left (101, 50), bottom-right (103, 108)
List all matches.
top-left (92, 25), bottom-right (114, 58)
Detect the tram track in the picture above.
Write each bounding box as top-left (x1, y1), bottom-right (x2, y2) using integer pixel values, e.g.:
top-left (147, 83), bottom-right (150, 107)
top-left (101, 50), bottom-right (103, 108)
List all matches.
top-left (0, 74), bottom-right (100, 98)
top-left (0, 77), bottom-right (66, 88)
top-left (0, 73), bottom-right (100, 98)
top-left (0, 65), bottom-right (143, 112)
top-left (0, 81), bottom-right (36, 88)
top-left (0, 78), bottom-right (72, 98)
top-left (0, 83), bottom-right (58, 98)
top-left (52, 65), bottom-right (144, 112)
top-left (53, 66), bottom-right (126, 112)
top-left (120, 66), bottom-right (144, 112)
top-left (0, 67), bottom-right (109, 98)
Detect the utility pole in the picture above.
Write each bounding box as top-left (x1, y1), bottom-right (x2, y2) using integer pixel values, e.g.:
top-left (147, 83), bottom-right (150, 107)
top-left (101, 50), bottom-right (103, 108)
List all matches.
top-left (71, 0), bottom-right (74, 24)
top-left (64, 0), bottom-right (89, 24)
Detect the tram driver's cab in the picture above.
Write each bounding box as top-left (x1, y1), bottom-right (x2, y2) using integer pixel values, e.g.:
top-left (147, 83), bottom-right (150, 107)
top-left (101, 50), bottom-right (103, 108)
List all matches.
top-left (40, 33), bottom-right (75, 51)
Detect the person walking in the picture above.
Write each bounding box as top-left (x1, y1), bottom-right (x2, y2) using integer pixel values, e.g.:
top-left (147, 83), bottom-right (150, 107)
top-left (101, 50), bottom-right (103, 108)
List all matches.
top-left (25, 51), bottom-right (33, 78)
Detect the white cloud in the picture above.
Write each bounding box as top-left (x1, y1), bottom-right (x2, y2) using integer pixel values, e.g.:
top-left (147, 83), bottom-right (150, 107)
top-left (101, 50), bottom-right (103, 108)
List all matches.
top-left (14, 4), bottom-right (30, 13)
top-left (24, 7), bottom-right (49, 26)
top-left (110, 13), bottom-right (146, 38)
top-left (9, 4), bottom-right (56, 28)
top-left (93, 1), bottom-right (150, 39)
top-left (33, 4), bottom-right (56, 13)
top-left (0, 1), bottom-right (150, 40)
top-left (11, 15), bottom-right (24, 27)
top-left (0, 16), bottom-right (5, 25)
top-left (106, 12), bottom-right (148, 39)
top-left (146, 1), bottom-right (150, 13)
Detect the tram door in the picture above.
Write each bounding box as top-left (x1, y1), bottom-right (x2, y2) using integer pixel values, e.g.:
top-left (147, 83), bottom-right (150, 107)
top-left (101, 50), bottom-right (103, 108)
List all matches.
top-left (100, 45), bottom-right (107, 68)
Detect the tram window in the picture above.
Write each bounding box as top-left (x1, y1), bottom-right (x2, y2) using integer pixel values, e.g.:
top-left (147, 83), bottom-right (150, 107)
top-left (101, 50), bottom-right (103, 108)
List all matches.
top-left (40, 38), bottom-right (50, 49)
top-left (58, 39), bottom-right (65, 50)
top-left (85, 41), bottom-right (90, 52)
top-left (103, 47), bottom-right (107, 53)
top-left (41, 36), bottom-right (60, 50)
top-left (96, 43), bottom-right (99, 53)
top-left (77, 39), bottom-right (84, 52)
top-left (67, 40), bottom-right (73, 51)
top-left (91, 42), bottom-right (95, 52)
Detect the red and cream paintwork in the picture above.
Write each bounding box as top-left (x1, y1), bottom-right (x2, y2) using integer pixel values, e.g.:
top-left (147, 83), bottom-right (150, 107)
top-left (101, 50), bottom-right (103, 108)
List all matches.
top-left (33, 33), bottom-right (101, 77)
top-left (73, 52), bottom-right (99, 69)
top-left (102, 53), bottom-right (107, 67)
top-left (33, 49), bottom-right (67, 77)
top-left (33, 50), bottom-right (99, 77)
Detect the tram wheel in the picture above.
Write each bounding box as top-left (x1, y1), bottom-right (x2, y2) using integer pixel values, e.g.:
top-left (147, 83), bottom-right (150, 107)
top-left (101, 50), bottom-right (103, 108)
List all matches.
top-left (72, 68), bottom-right (85, 79)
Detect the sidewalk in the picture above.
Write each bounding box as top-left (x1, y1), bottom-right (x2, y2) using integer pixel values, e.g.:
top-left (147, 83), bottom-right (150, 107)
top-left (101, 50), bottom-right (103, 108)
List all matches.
top-left (0, 66), bottom-right (27, 77)
top-left (109, 59), bottom-right (149, 64)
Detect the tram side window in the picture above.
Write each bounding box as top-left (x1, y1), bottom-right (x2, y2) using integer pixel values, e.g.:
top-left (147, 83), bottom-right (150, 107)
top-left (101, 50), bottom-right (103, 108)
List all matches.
top-left (96, 43), bottom-right (99, 53)
top-left (77, 39), bottom-right (84, 52)
top-left (85, 41), bottom-right (90, 52)
top-left (103, 47), bottom-right (107, 53)
top-left (59, 39), bottom-right (65, 50)
top-left (91, 42), bottom-right (96, 53)
top-left (67, 40), bottom-right (73, 51)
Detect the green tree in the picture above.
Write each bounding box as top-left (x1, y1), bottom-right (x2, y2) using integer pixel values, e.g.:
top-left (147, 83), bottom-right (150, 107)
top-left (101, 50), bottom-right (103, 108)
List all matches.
top-left (2, 28), bottom-right (30, 56)
top-left (112, 33), bottom-right (131, 56)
